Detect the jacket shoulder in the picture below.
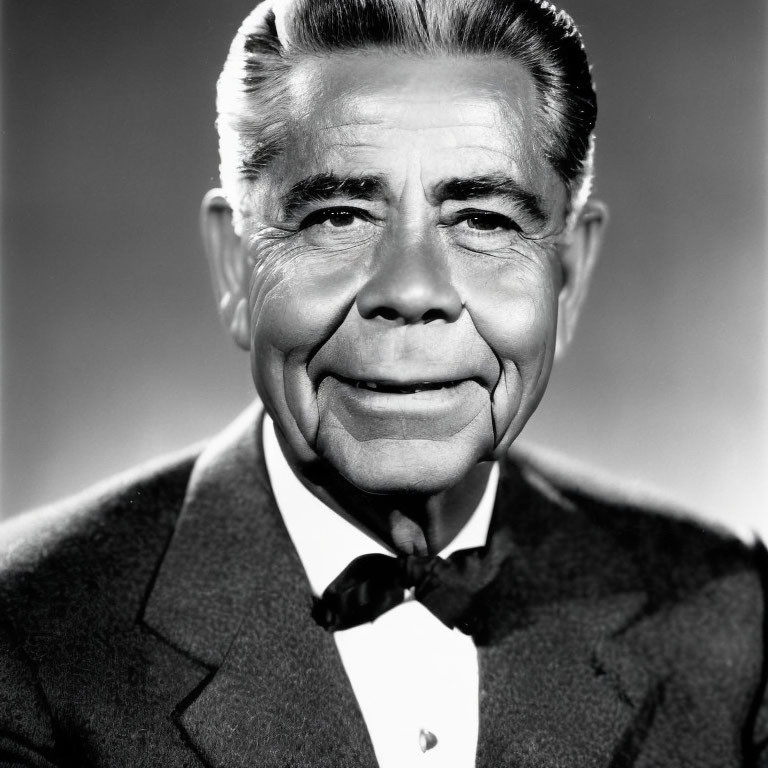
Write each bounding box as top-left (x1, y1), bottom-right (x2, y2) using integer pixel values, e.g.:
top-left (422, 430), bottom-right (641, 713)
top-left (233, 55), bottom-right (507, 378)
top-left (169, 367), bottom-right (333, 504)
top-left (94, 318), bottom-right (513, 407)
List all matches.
top-left (503, 446), bottom-right (768, 759)
top-left (0, 445), bottom-right (201, 642)
top-left (504, 445), bottom-right (767, 600)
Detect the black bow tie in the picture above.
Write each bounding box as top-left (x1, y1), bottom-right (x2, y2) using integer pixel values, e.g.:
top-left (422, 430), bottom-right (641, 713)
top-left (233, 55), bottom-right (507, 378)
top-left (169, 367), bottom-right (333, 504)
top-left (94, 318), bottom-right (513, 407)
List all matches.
top-left (311, 529), bottom-right (511, 635)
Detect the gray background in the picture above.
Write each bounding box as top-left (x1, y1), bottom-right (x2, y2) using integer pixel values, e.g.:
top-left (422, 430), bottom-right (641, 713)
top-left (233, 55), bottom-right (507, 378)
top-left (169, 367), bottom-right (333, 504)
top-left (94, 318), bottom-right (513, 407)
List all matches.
top-left (2, 1), bottom-right (766, 538)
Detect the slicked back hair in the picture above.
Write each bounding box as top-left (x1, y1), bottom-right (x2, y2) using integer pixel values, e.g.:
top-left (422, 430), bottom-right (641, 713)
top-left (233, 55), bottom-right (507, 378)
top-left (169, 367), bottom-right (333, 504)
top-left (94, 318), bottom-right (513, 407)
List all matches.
top-left (217, 0), bottom-right (597, 223)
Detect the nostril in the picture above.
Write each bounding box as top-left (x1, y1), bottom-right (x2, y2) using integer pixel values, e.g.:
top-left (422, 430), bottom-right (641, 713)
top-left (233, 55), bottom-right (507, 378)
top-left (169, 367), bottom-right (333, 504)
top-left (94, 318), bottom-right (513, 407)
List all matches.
top-left (421, 309), bottom-right (446, 324)
top-left (374, 307), bottom-right (400, 322)
top-left (363, 306), bottom-right (451, 323)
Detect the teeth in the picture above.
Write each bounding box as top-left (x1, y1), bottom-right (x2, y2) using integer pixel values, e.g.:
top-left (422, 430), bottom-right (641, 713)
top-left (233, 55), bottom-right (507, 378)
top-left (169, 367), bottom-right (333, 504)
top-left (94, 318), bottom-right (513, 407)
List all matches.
top-left (350, 379), bottom-right (462, 392)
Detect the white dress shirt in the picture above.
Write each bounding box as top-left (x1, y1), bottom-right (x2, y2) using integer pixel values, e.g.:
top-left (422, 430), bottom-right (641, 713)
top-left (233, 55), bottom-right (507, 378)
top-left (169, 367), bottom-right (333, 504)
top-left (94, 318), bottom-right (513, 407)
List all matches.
top-left (263, 416), bottom-right (499, 768)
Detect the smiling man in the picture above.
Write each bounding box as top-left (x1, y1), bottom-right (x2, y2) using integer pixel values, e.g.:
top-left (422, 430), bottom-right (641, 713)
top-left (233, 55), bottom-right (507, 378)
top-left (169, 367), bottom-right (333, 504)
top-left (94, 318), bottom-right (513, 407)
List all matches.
top-left (1, 1), bottom-right (767, 767)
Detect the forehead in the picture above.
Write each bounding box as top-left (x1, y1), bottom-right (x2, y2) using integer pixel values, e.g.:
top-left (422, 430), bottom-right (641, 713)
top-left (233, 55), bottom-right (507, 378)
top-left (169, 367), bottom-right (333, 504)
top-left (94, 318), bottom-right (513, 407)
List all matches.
top-left (263, 52), bottom-right (562, 202)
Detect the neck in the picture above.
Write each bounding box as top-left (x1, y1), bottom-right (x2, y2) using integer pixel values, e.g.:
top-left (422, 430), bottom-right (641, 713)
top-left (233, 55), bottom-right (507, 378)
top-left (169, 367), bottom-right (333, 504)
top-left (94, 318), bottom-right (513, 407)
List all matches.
top-left (276, 434), bottom-right (493, 555)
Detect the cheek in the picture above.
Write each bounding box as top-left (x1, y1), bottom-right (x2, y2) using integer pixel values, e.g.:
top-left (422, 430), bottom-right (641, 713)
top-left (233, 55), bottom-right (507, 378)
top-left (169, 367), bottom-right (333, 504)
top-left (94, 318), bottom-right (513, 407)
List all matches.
top-left (247, 238), bottom-right (370, 361)
top-left (459, 257), bottom-right (560, 443)
top-left (462, 257), bottom-right (559, 366)
top-left (479, 282), bottom-right (557, 369)
top-left (245, 239), bottom-right (367, 448)
top-left (248, 243), bottom-right (354, 349)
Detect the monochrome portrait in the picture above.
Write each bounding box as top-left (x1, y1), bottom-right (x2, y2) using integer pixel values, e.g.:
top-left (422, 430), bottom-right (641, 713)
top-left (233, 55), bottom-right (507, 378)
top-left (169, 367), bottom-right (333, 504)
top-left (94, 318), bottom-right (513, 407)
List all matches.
top-left (1, 1), bottom-right (766, 766)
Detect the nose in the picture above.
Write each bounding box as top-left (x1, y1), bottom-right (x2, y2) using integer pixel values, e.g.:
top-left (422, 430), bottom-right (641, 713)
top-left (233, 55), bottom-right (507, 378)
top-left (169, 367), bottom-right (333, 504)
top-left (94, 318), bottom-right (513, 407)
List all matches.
top-left (356, 232), bottom-right (463, 324)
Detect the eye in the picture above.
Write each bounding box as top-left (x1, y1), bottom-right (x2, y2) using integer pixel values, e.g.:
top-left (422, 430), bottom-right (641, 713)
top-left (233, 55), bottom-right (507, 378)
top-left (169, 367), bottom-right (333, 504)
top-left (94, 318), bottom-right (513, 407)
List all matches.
top-left (297, 206), bottom-right (379, 249)
top-left (458, 212), bottom-right (521, 233)
top-left (300, 207), bottom-right (368, 230)
top-left (445, 209), bottom-right (526, 253)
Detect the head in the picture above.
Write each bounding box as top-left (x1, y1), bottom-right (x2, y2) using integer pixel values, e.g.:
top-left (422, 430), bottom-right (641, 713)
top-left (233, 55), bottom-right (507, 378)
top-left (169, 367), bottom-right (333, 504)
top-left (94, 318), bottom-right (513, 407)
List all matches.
top-left (202, 0), bottom-right (607, 496)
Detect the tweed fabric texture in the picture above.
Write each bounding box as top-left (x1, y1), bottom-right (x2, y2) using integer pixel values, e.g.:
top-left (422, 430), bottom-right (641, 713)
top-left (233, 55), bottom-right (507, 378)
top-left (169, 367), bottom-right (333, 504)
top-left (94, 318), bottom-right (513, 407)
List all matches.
top-left (1, 404), bottom-right (767, 767)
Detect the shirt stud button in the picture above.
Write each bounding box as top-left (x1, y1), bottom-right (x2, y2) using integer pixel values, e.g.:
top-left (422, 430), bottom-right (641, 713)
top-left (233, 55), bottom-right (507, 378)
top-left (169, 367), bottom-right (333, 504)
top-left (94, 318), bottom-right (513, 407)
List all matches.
top-left (419, 728), bottom-right (438, 753)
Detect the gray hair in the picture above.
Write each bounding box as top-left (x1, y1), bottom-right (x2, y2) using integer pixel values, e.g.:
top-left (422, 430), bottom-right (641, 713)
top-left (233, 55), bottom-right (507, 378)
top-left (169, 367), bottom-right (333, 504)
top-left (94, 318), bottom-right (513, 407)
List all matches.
top-left (217, 0), bottom-right (597, 224)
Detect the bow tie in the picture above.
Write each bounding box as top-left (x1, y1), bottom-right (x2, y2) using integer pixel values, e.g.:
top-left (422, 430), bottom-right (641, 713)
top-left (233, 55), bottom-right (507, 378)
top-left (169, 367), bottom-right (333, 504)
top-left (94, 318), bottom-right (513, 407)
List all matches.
top-left (312, 530), bottom-right (511, 635)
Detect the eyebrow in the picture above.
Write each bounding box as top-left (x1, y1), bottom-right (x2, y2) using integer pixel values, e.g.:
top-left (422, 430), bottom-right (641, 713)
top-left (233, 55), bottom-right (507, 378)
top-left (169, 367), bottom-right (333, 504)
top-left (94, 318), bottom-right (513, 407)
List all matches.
top-left (281, 173), bottom-right (386, 215)
top-left (433, 175), bottom-right (548, 226)
top-left (279, 171), bottom-right (548, 227)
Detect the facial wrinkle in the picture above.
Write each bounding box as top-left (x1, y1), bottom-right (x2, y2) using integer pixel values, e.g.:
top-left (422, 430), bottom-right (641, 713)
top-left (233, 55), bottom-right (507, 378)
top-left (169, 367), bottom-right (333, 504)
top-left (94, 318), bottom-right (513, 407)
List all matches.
top-left (318, 119), bottom-right (388, 131)
top-left (395, 154), bottom-right (433, 243)
top-left (305, 294), bottom-right (362, 385)
top-left (247, 233), bottom-right (314, 337)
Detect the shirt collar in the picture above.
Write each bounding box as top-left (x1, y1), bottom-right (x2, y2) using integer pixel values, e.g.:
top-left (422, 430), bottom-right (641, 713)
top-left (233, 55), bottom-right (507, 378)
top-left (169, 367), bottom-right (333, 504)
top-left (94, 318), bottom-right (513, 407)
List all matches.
top-left (263, 414), bottom-right (499, 596)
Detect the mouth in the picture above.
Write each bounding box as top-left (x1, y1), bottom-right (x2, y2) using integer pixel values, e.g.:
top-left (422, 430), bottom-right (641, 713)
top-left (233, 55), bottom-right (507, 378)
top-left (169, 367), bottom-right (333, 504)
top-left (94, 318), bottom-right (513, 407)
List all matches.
top-left (336, 375), bottom-right (470, 395)
top-left (316, 373), bottom-right (491, 443)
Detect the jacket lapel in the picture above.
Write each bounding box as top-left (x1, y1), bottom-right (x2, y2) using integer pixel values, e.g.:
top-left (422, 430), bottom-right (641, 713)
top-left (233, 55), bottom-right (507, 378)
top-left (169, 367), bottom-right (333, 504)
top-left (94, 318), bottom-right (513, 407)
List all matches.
top-left (476, 592), bottom-right (657, 768)
top-left (474, 457), bottom-right (659, 768)
top-left (141, 405), bottom-right (376, 767)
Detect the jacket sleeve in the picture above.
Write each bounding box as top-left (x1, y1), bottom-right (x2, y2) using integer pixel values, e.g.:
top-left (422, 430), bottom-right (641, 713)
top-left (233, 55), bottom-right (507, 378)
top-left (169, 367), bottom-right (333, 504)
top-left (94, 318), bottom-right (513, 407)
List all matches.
top-left (749, 674), bottom-right (768, 767)
top-left (0, 612), bottom-right (61, 768)
top-left (748, 541), bottom-right (768, 767)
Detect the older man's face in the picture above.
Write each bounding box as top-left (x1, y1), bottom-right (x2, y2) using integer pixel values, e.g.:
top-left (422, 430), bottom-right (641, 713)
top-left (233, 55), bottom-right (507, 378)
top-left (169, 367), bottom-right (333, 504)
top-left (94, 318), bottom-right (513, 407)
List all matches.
top-left (237, 54), bottom-right (576, 494)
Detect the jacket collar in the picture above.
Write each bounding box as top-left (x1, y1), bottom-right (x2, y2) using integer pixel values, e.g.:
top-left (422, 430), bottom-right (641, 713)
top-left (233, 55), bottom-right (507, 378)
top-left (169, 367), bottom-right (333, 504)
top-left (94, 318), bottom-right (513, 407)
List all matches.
top-left (141, 403), bottom-right (377, 766)
top-left (474, 457), bottom-right (657, 767)
top-left (142, 406), bottom-right (657, 768)
top-left (142, 404), bottom-right (282, 667)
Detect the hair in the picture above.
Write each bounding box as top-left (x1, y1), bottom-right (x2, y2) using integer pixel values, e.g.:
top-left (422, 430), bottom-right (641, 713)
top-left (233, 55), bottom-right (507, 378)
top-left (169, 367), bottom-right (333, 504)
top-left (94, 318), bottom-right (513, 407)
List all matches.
top-left (216, 0), bottom-right (597, 225)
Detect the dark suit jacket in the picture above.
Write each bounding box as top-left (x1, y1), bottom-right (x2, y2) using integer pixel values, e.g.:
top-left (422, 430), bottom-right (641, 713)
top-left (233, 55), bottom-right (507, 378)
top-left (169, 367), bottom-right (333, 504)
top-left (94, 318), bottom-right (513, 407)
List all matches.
top-left (1, 405), bottom-right (767, 767)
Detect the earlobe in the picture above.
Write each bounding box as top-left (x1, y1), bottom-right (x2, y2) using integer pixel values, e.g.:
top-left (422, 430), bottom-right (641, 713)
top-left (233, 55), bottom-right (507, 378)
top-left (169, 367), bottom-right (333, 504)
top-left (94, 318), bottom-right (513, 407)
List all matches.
top-left (554, 199), bottom-right (608, 360)
top-left (200, 189), bottom-right (251, 350)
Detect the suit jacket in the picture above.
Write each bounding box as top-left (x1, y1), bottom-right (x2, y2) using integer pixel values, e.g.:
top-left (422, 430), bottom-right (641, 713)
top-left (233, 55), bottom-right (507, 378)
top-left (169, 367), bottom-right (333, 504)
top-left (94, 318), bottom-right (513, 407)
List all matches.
top-left (1, 405), bottom-right (767, 768)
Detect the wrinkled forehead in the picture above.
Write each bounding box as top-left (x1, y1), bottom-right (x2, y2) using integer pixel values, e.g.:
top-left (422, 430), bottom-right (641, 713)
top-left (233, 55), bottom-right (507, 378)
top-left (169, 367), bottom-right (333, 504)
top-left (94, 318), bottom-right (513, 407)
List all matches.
top-left (261, 52), bottom-right (563, 204)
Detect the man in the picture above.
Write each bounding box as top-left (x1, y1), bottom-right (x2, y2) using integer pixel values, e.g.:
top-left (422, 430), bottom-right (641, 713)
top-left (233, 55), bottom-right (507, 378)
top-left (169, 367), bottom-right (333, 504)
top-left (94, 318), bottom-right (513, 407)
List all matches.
top-left (1, 0), bottom-right (766, 766)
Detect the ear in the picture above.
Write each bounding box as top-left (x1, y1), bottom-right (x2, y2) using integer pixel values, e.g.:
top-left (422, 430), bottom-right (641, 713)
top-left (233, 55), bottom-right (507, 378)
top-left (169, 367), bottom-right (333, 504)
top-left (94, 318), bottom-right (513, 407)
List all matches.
top-left (200, 189), bottom-right (250, 350)
top-left (554, 199), bottom-right (608, 360)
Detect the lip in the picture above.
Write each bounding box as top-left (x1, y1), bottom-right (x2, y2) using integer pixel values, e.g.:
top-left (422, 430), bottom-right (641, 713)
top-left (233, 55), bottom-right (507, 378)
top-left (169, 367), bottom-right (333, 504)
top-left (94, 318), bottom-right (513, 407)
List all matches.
top-left (327, 375), bottom-right (484, 413)
top-left (316, 375), bottom-right (492, 442)
top-left (334, 375), bottom-right (475, 395)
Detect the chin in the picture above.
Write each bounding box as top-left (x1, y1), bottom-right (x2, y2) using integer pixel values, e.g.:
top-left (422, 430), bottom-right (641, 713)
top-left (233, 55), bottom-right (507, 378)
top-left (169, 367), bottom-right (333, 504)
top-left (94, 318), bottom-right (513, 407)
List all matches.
top-left (320, 437), bottom-right (487, 496)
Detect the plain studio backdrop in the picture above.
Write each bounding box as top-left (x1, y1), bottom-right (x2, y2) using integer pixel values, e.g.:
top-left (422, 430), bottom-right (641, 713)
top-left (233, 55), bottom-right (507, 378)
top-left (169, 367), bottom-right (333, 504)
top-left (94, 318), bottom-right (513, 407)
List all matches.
top-left (1, 1), bottom-right (766, 539)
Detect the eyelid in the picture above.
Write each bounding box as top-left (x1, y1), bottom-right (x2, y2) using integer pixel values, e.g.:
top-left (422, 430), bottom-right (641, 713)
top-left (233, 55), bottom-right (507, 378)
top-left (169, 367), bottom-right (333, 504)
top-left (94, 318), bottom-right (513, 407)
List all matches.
top-left (297, 205), bottom-right (379, 230)
top-left (443, 208), bottom-right (523, 233)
